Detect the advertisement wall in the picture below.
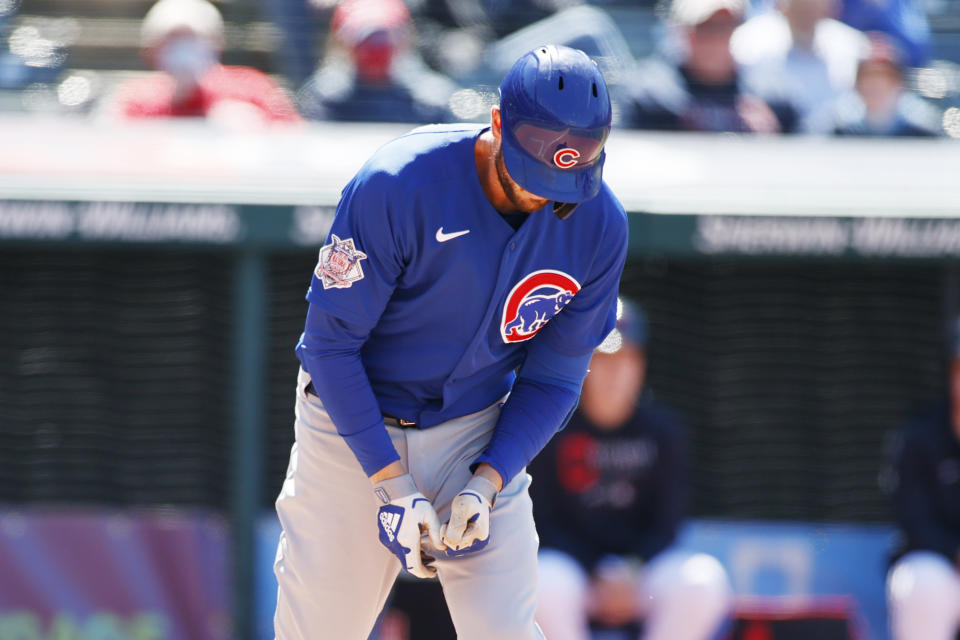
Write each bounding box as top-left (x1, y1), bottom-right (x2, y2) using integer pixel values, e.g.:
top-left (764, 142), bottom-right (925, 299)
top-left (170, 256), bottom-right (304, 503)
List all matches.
top-left (0, 510), bottom-right (229, 640)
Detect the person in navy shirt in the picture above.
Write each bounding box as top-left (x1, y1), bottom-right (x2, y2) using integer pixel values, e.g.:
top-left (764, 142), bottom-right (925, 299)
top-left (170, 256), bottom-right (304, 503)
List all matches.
top-left (622, 0), bottom-right (797, 134)
top-left (273, 45), bottom-right (628, 640)
top-left (886, 321), bottom-right (960, 640)
top-left (531, 299), bottom-right (731, 640)
top-left (832, 32), bottom-right (942, 137)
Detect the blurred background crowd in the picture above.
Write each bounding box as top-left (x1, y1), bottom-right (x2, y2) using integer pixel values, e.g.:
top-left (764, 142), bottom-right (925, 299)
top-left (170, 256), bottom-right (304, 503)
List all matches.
top-left (1, 0), bottom-right (959, 135)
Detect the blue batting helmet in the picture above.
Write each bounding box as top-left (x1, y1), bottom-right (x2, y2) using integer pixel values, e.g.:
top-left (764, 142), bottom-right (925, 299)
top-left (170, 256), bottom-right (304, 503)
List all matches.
top-left (498, 45), bottom-right (612, 208)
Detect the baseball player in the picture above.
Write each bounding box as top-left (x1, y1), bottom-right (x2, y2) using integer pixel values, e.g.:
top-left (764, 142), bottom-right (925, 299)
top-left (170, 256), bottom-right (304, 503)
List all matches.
top-left (273, 45), bottom-right (627, 640)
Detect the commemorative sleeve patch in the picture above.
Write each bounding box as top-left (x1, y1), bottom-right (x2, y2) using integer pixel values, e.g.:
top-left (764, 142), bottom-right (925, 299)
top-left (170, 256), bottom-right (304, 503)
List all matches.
top-left (315, 234), bottom-right (368, 289)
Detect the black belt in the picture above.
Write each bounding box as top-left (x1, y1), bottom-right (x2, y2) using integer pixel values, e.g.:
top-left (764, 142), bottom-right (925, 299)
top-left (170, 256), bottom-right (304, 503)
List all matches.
top-left (305, 382), bottom-right (418, 428)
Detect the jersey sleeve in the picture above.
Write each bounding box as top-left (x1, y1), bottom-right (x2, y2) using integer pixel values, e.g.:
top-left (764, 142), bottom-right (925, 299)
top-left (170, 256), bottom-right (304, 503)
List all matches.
top-left (305, 169), bottom-right (408, 330)
top-left (471, 328), bottom-right (591, 485)
top-left (472, 377), bottom-right (580, 486)
top-left (298, 168), bottom-right (410, 476)
top-left (297, 305), bottom-right (400, 476)
top-left (473, 201), bottom-right (628, 485)
top-left (535, 204), bottom-right (628, 357)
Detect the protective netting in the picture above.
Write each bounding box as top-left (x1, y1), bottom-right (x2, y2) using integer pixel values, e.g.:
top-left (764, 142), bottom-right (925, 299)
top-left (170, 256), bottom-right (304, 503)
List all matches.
top-left (619, 259), bottom-right (946, 521)
top-left (0, 249), bottom-right (948, 522)
top-left (0, 249), bottom-right (231, 507)
top-left (265, 253), bottom-right (314, 503)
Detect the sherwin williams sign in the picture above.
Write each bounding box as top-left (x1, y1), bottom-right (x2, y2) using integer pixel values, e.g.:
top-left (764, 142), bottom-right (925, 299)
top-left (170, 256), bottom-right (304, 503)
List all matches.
top-left (0, 510), bottom-right (229, 640)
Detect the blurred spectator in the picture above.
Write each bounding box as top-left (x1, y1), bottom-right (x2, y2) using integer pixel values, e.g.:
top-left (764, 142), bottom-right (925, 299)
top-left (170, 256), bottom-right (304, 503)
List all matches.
top-left (263, 0), bottom-right (323, 85)
top-left (102, 0), bottom-right (300, 125)
top-left (731, 0), bottom-right (869, 133)
top-left (296, 0), bottom-right (457, 123)
top-left (619, 0), bottom-right (797, 133)
top-left (840, 0), bottom-right (930, 68)
top-left (530, 299), bottom-right (732, 640)
top-left (416, 0), bottom-right (579, 80)
top-left (420, 0), bottom-right (574, 41)
top-left (0, 0), bottom-right (65, 91)
top-left (884, 320), bottom-right (960, 640)
top-left (833, 32), bottom-right (941, 136)
top-left (415, 0), bottom-right (582, 82)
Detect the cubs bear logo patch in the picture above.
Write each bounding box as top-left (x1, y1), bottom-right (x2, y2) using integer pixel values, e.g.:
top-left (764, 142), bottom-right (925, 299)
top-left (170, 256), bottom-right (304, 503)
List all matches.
top-left (315, 234), bottom-right (367, 290)
top-left (501, 269), bottom-right (580, 343)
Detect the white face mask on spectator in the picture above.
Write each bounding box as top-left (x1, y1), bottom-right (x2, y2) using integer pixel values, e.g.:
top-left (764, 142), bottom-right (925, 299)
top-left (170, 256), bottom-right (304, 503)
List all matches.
top-left (157, 34), bottom-right (216, 85)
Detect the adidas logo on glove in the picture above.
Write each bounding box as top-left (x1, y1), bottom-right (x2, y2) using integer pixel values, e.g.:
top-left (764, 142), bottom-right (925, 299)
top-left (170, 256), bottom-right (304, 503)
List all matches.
top-left (379, 511), bottom-right (400, 542)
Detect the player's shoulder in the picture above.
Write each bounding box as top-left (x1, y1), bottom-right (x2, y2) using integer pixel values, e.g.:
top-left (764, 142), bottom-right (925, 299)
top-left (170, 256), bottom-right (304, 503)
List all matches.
top-left (345, 123), bottom-right (482, 201)
top-left (598, 182), bottom-right (627, 219)
top-left (586, 181), bottom-right (626, 218)
top-left (569, 182), bottom-right (628, 239)
top-left (359, 124), bottom-right (482, 178)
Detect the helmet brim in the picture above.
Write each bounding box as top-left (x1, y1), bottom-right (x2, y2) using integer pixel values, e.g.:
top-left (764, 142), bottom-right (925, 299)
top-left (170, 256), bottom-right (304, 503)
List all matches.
top-left (501, 127), bottom-right (605, 204)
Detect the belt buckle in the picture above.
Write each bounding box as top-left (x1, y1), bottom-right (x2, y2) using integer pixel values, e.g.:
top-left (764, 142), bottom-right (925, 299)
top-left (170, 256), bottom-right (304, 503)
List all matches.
top-left (398, 418), bottom-right (416, 427)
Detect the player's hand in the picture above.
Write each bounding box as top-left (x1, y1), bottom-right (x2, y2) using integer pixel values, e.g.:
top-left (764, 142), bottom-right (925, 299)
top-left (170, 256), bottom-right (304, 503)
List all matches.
top-left (736, 96), bottom-right (781, 135)
top-left (588, 556), bottom-right (642, 626)
top-left (373, 474), bottom-right (444, 579)
top-left (441, 475), bottom-right (499, 556)
top-left (588, 572), bottom-right (641, 627)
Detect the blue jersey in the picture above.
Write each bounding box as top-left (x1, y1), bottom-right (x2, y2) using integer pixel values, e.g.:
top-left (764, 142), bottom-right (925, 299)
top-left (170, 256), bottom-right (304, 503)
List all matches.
top-left (297, 124), bottom-right (628, 479)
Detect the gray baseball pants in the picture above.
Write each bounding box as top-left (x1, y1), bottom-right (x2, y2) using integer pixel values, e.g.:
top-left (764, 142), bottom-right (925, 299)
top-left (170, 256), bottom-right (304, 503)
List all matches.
top-left (273, 368), bottom-right (544, 640)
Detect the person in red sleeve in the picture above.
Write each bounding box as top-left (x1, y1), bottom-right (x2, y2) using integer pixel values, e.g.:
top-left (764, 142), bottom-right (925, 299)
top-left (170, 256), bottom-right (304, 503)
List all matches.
top-left (296, 0), bottom-right (456, 123)
top-left (104, 0), bottom-right (300, 125)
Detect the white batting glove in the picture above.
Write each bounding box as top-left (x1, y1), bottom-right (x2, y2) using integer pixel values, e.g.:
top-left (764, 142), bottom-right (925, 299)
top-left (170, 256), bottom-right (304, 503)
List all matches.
top-left (373, 474), bottom-right (444, 579)
top-left (441, 475), bottom-right (498, 556)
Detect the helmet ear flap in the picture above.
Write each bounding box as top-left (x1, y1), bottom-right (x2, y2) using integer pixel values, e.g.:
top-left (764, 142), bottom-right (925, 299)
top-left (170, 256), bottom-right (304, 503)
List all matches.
top-left (553, 202), bottom-right (578, 220)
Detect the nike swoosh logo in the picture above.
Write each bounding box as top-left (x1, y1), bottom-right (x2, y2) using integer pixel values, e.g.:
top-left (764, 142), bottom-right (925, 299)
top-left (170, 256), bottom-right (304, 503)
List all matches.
top-left (436, 227), bottom-right (470, 243)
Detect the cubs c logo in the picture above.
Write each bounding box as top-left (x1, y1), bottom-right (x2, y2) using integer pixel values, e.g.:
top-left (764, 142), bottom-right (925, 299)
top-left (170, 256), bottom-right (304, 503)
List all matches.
top-left (553, 148), bottom-right (580, 169)
top-left (501, 269), bottom-right (580, 343)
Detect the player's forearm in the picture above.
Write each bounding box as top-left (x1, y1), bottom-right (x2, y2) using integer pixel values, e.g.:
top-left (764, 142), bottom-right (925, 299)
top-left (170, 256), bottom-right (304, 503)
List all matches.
top-left (369, 461), bottom-right (406, 483)
top-left (305, 350), bottom-right (400, 476)
top-left (470, 342), bottom-right (590, 485)
top-left (473, 377), bottom-right (579, 486)
top-left (473, 462), bottom-right (503, 492)
top-left (298, 306), bottom-right (400, 476)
